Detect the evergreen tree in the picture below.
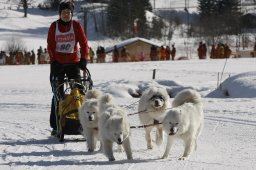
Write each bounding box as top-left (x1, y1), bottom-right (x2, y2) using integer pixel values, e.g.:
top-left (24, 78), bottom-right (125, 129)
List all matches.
top-left (198, 0), bottom-right (241, 37)
top-left (198, 0), bottom-right (218, 37)
top-left (149, 17), bottom-right (165, 39)
top-left (107, 0), bottom-right (152, 38)
top-left (216, 0), bottom-right (241, 34)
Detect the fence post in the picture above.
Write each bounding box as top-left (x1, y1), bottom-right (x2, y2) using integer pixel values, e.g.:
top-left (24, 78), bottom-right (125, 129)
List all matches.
top-left (152, 69), bottom-right (156, 79)
top-left (217, 72), bottom-right (219, 88)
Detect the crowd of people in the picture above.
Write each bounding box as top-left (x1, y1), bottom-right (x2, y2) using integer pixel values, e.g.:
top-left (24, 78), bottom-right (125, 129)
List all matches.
top-left (0, 46), bottom-right (50, 65)
top-left (0, 42), bottom-right (238, 66)
top-left (150, 45), bottom-right (176, 61)
top-left (210, 43), bottom-right (232, 59)
top-left (108, 44), bottom-right (177, 63)
top-left (197, 41), bottom-right (232, 59)
top-left (86, 46), bottom-right (107, 63)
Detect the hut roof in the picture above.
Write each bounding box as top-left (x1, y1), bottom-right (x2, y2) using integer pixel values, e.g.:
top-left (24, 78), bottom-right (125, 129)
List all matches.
top-left (105, 37), bottom-right (161, 53)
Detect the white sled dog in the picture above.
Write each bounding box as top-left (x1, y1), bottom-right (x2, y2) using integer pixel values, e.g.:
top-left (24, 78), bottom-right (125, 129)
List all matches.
top-left (78, 89), bottom-right (102, 152)
top-left (138, 87), bottom-right (171, 149)
top-left (98, 94), bottom-right (132, 161)
top-left (162, 89), bottom-right (204, 160)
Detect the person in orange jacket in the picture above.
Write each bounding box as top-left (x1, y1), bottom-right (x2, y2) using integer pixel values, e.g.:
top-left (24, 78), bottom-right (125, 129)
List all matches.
top-left (197, 42), bottom-right (203, 59)
top-left (201, 43), bottom-right (207, 59)
top-left (210, 44), bottom-right (216, 59)
top-left (165, 46), bottom-right (171, 60)
top-left (160, 46), bottom-right (166, 60)
top-left (47, 0), bottom-right (89, 135)
top-left (224, 44), bottom-right (231, 58)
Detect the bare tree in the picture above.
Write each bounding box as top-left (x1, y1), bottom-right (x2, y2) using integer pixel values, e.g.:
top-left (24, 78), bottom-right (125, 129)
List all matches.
top-left (4, 36), bottom-right (27, 53)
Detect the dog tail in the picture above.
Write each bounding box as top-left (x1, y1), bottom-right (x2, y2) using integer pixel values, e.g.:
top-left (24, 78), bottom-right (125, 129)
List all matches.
top-left (172, 89), bottom-right (202, 107)
top-left (100, 94), bottom-right (113, 105)
top-left (85, 89), bottom-right (102, 99)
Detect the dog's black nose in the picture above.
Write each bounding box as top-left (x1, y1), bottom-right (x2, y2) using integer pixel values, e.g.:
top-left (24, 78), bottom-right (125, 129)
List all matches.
top-left (169, 128), bottom-right (176, 135)
top-left (155, 100), bottom-right (159, 106)
top-left (170, 128), bottom-right (174, 133)
top-left (117, 138), bottom-right (122, 143)
top-left (89, 116), bottom-right (93, 121)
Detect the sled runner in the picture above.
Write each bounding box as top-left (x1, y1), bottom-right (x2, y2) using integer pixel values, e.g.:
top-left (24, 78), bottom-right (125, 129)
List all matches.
top-left (51, 68), bottom-right (93, 142)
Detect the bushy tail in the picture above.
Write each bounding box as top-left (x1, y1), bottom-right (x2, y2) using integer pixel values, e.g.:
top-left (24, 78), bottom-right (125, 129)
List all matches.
top-left (99, 94), bottom-right (115, 120)
top-left (85, 89), bottom-right (102, 99)
top-left (100, 94), bottom-right (113, 105)
top-left (172, 89), bottom-right (202, 107)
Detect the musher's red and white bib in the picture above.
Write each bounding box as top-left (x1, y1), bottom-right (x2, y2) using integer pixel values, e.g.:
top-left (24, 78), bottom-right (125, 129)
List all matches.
top-left (55, 21), bottom-right (75, 54)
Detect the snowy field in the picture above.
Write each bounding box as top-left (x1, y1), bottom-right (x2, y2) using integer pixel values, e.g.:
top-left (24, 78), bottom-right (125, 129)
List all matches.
top-left (0, 1), bottom-right (256, 169)
top-left (0, 58), bottom-right (256, 170)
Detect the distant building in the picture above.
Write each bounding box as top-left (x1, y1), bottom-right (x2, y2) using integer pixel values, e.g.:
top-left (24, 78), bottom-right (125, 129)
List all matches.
top-left (105, 37), bottom-right (161, 62)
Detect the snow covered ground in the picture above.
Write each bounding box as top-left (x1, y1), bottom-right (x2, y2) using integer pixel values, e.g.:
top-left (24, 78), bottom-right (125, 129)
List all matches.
top-left (0, 1), bottom-right (256, 169)
top-left (0, 58), bottom-right (256, 170)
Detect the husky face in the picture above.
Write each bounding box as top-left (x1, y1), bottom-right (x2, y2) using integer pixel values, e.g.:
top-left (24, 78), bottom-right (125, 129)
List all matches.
top-left (86, 110), bottom-right (96, 121)
top-left (84, 100), bottom-right (99, 122)
top-left (163, 110), bottom-right (183, 136)
top-left (167, 123), bottom-right (179, 135)
top-left (109, 117), bottom-right (125, 145)
top-left (149, 95), bottom-right (166, 109)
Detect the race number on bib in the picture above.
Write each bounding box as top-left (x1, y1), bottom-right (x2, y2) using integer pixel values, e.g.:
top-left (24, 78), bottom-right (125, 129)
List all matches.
top-left (55, 23), bottom-right (76, 54)
top-left (57, 43), bottom-right (72, 52)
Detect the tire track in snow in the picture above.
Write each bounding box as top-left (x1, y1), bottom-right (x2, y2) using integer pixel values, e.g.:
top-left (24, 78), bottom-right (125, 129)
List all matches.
top-left (205, 116), bottom-right (256, 126)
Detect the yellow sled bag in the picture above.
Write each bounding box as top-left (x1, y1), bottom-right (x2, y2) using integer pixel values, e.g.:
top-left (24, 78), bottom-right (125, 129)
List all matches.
top-left (58, 88), bottom-right (84, 130)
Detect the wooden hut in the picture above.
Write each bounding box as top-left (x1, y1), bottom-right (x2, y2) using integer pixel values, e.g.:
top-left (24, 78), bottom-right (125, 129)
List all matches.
top-left (105, 37), bottom-right (161, 62)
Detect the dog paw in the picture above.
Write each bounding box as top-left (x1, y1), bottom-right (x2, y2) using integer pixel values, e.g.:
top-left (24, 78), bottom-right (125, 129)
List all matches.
top-left (88, 149), bottom-right (94, 152)
top-left (147, 145), bottom-right (153, 149)
top-left (127, 156), bottom-right (133, 160)
top-left (108, 157), bottom-right (115, 161)
top-left (178, 156), bottom-right (187, 160)
top-left (161, 155), bottom-right (168, 159)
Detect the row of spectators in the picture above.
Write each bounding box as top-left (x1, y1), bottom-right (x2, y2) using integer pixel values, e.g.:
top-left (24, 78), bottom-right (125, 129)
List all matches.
top-left (210, 43), bottom-right (232, 59)
top-left (88, 44), bottom-right (178, 63)
top-left (150, 45), bottom-right (176, 61)
top-left (0, 46), bottom-right (50, 65)
top-left (198, 42), bottom-right (232, 59)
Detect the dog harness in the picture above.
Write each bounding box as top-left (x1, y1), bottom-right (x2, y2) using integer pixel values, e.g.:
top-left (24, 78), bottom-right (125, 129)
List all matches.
top-left (55, 21), bottom-right (75, 53)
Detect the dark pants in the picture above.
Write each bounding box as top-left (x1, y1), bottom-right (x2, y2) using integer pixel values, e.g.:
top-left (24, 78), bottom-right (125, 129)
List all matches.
top-left (50, 63), bottom-right (81, 130)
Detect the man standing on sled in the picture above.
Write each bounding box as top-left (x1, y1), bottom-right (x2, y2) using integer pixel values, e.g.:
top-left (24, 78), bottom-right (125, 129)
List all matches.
top-left (47, 0), bottom-right (88, 135)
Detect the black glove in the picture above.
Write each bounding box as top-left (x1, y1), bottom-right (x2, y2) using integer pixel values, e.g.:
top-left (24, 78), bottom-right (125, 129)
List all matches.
top-left (79, 58), bottom-right (87, 70)
top-left (51, 60), bottom-right (63, 75)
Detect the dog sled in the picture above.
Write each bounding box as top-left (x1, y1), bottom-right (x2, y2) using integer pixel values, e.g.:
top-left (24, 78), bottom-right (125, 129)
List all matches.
top-left (51, 68), bottom-right (93, 142)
